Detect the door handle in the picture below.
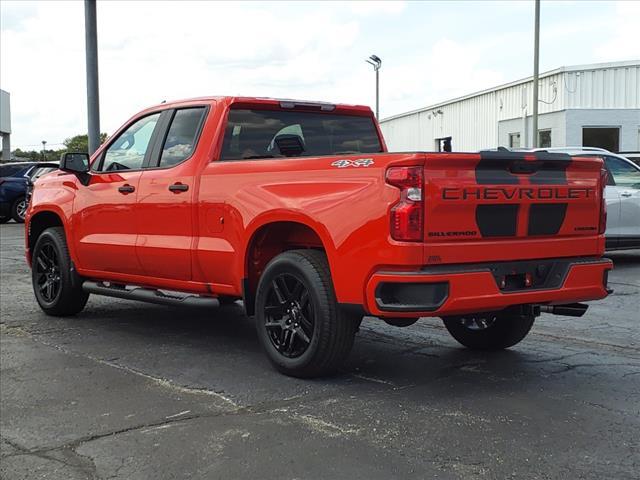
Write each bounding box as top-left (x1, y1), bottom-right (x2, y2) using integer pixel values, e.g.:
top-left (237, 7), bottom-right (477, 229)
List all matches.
top-left (168, 183), bottom-right (189, 193)
top-left (620, 191), bottom-right (633, 197)
top-left (118, 184), bottom-right (135, 194)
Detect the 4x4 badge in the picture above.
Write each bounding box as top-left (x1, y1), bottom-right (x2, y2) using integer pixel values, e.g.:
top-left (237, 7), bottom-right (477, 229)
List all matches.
top-left (331, 158), bottom-right (375, 168)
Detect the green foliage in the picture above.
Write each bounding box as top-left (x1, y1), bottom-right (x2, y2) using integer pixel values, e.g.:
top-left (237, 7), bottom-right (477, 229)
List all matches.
top-left (10, 132), bottom-right (108, 162)
top-left (63, 133), bottom-right (108, 153)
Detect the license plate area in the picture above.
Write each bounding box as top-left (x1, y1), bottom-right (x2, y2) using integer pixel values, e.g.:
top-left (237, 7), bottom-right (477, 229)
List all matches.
top-left (491, 259), bottom-right (571, 292)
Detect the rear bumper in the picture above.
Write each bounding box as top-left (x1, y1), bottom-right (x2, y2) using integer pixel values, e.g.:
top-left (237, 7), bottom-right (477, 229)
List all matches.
top-left (365, 257), bottom-right (612, 318)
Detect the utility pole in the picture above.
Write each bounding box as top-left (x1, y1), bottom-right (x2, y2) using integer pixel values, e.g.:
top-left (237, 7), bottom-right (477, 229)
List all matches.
top-left (366, 55), bottom-right (382, 120)
top-left (84, 0), bottom-right (100, 155)
top-left (41, 140), bottom-right (46, 161)
top-left (531, 0), bottom-right (540, 148)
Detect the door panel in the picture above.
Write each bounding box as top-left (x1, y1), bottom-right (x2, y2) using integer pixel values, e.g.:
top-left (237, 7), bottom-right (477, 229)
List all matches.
top-left (604, 185), bottom-right (621, 237)
top-left (604, 155), bottom-right (640, 240)
top-left (618, 187), bottom-right (640, 237)
top-left (74, 171), bottom-right (144, 274)
top-left (74, 112), bottom-right (162, 275)
top-left (136, 165), bottom-right (194, 280)
top-left (135, 107), bottom-right (207, 281)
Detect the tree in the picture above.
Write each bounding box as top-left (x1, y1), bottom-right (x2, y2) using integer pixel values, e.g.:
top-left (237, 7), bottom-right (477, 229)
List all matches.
top-left (63, 133), bottom-right (108, 153)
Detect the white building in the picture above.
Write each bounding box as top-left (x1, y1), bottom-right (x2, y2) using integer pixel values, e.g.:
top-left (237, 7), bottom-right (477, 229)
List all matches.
top-left (0, 89), bottom-right (10, 161)
top-left (380, 60), bottom-right (640, 153)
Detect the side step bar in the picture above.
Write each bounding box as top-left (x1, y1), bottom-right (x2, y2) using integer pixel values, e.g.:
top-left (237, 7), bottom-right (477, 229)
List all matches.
top-left (82, 281), bottom-right (220, 308)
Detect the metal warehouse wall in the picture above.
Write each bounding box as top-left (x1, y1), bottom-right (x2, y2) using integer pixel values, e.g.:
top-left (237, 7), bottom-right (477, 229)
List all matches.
top-left (380, 61), bottom-right (640, 152)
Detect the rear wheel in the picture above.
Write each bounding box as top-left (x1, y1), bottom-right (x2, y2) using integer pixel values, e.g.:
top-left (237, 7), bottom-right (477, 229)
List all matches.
top-left (11, 197), bottom-right (27, 223)
top-left (32, 227), bottom-right (89, 316)
top-left (255, 249), bottom-right (359, 378)
top-left (442, 311), bottom-right (535, 350)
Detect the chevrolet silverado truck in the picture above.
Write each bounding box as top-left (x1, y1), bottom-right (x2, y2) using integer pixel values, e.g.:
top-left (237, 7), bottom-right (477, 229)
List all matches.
top-left (26, 96), bottom-right (612, 377)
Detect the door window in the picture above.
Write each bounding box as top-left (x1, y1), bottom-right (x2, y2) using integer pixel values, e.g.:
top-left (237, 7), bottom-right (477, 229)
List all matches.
top-left (158, 108), bottom-right (206, 168)
top-left (98, 113), bottom-right (161, 172)
top-left (606, 156), bottom-right (640, 189)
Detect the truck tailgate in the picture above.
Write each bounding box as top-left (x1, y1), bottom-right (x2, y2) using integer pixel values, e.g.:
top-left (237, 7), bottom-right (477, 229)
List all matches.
top-left (423, 151), bottom-right (605, 264)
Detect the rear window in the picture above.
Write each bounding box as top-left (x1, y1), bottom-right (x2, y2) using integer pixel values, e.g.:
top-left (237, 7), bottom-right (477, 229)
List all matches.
top-left (220, 108), bottom-right (382, 160)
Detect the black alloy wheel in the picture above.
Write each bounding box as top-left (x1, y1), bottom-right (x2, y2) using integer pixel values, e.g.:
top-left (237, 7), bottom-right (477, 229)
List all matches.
top-left (34, 242), bottom-right (62, 304)
top-left (31, 227), bottom-right (89, 316)
top-left (255, 249), bottom-right (360, 378)
top-left (264, 273), bottom-right (315, 358)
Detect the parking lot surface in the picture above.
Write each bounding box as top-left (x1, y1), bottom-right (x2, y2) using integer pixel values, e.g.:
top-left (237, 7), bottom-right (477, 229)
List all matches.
top-left (1, 222), bottom-right (639, 479)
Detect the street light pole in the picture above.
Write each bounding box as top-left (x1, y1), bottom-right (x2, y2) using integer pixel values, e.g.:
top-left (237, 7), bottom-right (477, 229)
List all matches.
top-left (84, 0), bottom-right (101, 155)
top-left (531, 0), bottom-right (540, 148)
top-left (366, 55), bottom-right (382, 120)
top-left (41, 140), bottom-right (46, 161)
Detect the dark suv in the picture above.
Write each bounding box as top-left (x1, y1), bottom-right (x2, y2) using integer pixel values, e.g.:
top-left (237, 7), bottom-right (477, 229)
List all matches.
top-left (0, 162), bottom-right (59, 223)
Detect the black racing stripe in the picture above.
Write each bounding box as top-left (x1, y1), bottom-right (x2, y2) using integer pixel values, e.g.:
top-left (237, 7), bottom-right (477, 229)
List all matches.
top-left (528, 161), bottom-right (568, 185)
top-left (477, 151), bottom-right (571, 185)
top-left (475, 204), bottom-right (519, 237)
top-left (475, 159), bottom-right (520, 185)
top-left (528, 203), bottom-right (568, 235)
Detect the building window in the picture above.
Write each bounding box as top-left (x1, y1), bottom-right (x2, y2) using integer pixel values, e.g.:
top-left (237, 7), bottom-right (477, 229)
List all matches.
top-left (436, 136), bottom-right (452, 152)
top-left (538, 129), bottom-right (551, 148)
top-left (582, 127), bottom-right (619, 153)
top-left (509, 133), bottom-right (521, 148)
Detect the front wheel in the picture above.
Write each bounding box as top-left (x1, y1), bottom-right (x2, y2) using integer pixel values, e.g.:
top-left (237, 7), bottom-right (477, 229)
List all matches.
top-left (32, 227), bottom-right (89, 316)
top-left (442, 311), bottom-right (535, 350)
top-left (255, 249), bottom-right (359, 378)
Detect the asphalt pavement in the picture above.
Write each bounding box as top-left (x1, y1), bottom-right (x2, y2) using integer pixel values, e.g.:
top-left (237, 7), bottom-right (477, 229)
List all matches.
top-left (1, 222), bottom-right (639, 479)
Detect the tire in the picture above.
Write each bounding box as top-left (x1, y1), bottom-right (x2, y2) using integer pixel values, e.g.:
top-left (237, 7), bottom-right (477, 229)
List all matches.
top-left (32, 227), bottom-right (89, 316)
top-left (11, 197), bottom-right (27, 223)
top-left (255, 249), bottom-right (359, 378)
top-left (442, 311), bottom-right (535, 350)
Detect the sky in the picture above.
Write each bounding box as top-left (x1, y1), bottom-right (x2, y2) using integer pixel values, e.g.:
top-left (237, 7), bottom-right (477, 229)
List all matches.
top-left (1, 0), bottom-right (639, 151)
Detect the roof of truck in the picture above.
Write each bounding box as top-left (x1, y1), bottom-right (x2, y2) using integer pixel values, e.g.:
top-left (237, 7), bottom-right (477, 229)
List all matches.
top-left (144, 96), bottom-right (373, 114)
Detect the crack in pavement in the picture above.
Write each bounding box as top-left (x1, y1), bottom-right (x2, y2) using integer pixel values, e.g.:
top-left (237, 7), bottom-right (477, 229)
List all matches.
top-left (1, 437), bottom-right (98, 480)
top-left (1, 324), bottom-right (239, 407)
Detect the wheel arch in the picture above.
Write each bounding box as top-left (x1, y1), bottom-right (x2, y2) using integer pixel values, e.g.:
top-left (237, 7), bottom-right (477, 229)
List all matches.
top-left (27, 209), bottom-right (68, 263)
top-left (242, 216), bottom-right (336, 316)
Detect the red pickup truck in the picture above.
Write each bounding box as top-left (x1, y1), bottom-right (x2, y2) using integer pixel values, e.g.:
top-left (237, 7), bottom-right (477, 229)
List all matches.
top-left (26, 96), bottom-right (612, 377)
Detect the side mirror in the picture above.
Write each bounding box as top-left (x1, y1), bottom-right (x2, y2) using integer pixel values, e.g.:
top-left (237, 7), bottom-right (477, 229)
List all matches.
top-left (60, 152), bottom-right (90, 173)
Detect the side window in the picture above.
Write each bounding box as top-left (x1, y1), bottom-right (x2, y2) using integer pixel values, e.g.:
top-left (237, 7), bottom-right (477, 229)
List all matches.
top-left (98, 113), bottom-right (161, 172)
top-left (158, 108), bottom-right (206, 168)
top-left (29, 167), bottom-right (57, 180)
top-left (606, 156), bottom-right (640, 189)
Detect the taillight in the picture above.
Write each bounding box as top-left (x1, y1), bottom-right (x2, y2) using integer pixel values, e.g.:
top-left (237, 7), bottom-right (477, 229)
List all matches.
top-left (598, 168), bottom-right (608, 234)
top-left (386, 166), bottom-right (424, 241)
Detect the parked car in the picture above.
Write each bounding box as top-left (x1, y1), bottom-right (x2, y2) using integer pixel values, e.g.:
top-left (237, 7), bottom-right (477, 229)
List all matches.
top-left (521, 148), bottom-right (640, 250)
top-left (620, 151), bottom-right (640, 167)
top-left (26, 97), bottom-right (612, 377)
top-left (0, 162), bottom-right (59, 223)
